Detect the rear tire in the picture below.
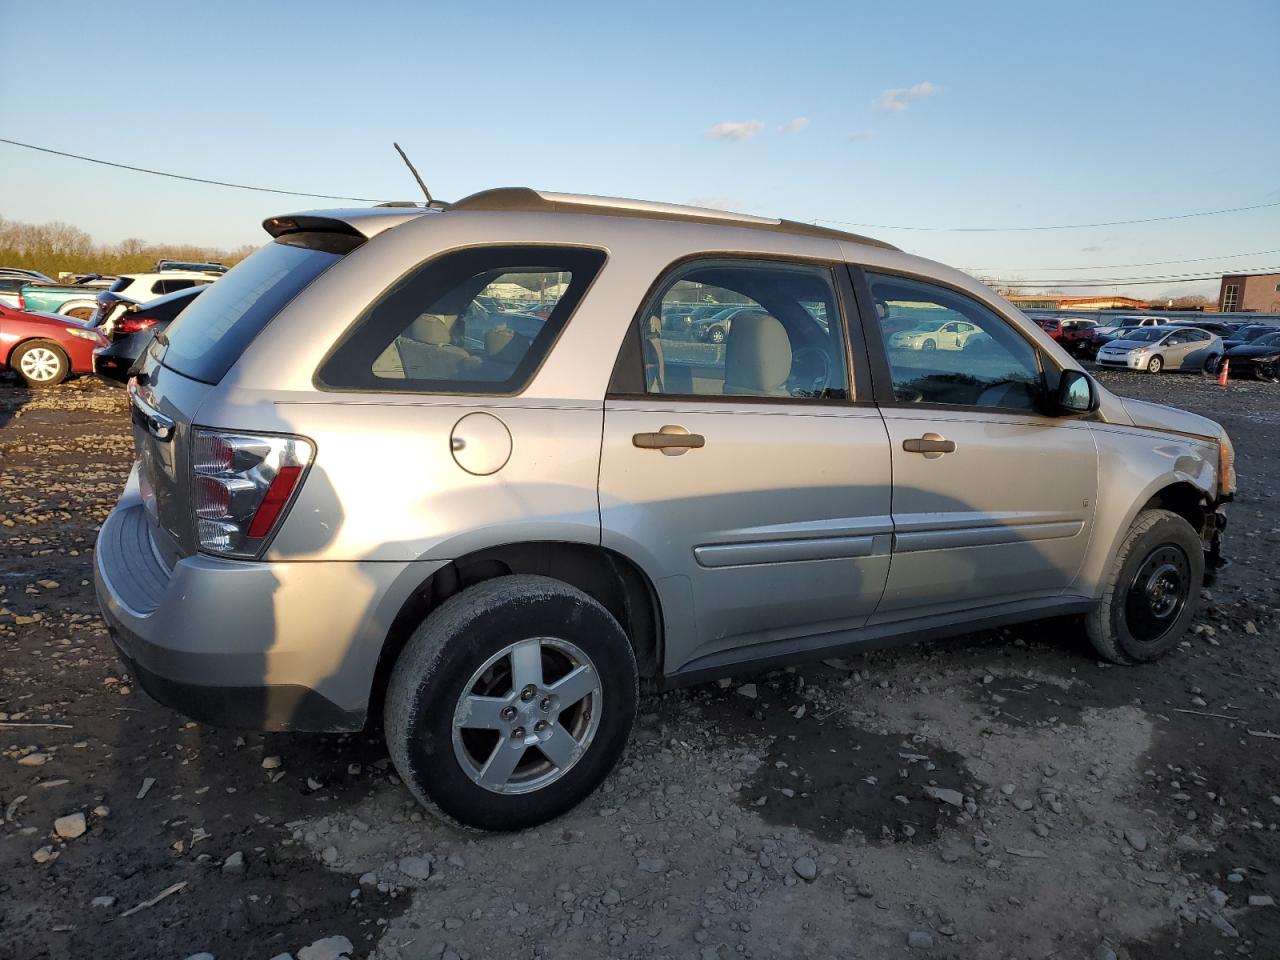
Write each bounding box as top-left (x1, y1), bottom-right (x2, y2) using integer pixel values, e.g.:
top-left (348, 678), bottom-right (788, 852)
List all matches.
top-left (384, 575), bottom-right (638, 830)
top-left (12, 341), bottom-right (69, 388)
top-left (1085, 509), bottom-right (1203, 665)
top-left (1202, 354), bottom-right (1222, 377)
top-left (1146, 355), bottom-right (1164, 374)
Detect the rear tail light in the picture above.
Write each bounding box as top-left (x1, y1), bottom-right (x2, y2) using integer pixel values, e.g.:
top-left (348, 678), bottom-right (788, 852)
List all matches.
top-left (191, 428), bottom-right (314, 558)
top-left (117, 317), bottom-right (158, 336)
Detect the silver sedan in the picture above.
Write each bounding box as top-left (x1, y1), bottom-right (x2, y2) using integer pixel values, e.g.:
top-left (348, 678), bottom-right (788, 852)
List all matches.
top-left (1096, 326), bottom-right (1224, 374)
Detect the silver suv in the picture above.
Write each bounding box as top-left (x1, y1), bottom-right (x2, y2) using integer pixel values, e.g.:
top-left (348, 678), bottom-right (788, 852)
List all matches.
top-left (96, 189), bottom-right (1233, 830)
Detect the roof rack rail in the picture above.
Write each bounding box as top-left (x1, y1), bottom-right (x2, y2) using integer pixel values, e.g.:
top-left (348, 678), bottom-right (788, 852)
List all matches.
top-left (449, 188), bottom-right (897, 250)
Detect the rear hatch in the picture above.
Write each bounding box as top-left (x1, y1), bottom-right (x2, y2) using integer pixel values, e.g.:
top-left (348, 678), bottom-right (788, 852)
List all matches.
top-left (128, 231), bottom-right (362, 565)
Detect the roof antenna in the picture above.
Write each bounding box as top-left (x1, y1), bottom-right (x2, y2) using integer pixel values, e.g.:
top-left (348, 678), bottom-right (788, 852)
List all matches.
top-left (393, 142), bottom-right (434, 206)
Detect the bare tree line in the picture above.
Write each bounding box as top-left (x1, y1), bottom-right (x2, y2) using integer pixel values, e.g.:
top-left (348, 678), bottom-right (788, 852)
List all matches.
top-left (0, 215), bottom-right (257, 278)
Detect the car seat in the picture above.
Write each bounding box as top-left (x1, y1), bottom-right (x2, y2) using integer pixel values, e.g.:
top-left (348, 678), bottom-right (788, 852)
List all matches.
top-left (723, 311), bottom-right (792, 397)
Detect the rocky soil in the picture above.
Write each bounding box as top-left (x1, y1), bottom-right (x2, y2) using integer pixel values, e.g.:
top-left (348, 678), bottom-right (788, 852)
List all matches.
top-left (0, 369), bottom-right (1276, 960)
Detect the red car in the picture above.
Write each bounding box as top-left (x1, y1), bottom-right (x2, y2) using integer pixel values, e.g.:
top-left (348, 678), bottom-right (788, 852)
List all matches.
top-left (0, 303), bottom-right (108, 387)
top-left (1034, 316), bottom-right (1065, 340)
top-left (1058, 318), bottom-right (1099, 354)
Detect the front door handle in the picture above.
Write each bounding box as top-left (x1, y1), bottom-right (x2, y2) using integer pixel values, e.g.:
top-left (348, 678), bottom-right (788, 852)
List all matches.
top-left (902, 433), bottom-right (956, 458)
top-left (633, 424), bottom-right (705, 456)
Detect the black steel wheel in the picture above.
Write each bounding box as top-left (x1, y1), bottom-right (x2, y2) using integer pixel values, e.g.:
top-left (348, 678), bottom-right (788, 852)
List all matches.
top-left (1085, 509), bottom-right (1203, 664)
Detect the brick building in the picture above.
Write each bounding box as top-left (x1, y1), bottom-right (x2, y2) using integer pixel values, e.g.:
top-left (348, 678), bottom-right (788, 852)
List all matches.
top-left (1218, 272), bottom-right (1280, 313)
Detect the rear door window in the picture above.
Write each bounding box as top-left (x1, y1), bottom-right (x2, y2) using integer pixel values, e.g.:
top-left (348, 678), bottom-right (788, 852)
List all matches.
top-left (318, 245), bottom-right (605, 394)
top-left (612, 259), bottom-right (849, 400)
top-left (159, 233), bottom-right (359, 384)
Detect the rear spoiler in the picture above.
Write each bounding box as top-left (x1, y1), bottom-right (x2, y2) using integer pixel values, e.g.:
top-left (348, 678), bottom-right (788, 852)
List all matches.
top-left (263, 206), bottom-right (437, 240)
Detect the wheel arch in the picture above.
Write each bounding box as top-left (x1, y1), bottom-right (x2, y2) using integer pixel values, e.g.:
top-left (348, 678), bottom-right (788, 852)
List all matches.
top-left (6, 337), bottom-right (69, 371)
top-left (366, 541), bottom-right (664, 725)
top-left (1082, 475), bottom-right (1218, 601)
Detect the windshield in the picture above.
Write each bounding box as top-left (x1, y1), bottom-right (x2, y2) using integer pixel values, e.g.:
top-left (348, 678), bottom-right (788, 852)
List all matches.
top-left (1121, 329), bottom-right (1166, 343)
top-left (1254, 332), bottom-right (1280, 347)
top-left (160, 232), bottom-right (359, 384)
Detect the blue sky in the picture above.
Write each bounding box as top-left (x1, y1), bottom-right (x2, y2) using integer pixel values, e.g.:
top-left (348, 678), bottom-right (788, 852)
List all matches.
top-left (3, 0), bottom-right (1278, 297)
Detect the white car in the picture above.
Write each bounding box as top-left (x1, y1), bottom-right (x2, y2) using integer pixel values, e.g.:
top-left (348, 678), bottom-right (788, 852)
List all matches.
top-left (97, 271), bottom-right (220, 331)
top-left (107, 271), bottom-right (219, 302)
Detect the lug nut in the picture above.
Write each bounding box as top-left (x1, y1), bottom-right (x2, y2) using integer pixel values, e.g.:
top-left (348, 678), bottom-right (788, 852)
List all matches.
top-left (520, 686), bottom-right (536, 702)
top-left (512, 726), bottom-right (526, 739)
top-left (534, 720), bottom-right (547, 732)
top-left (501, 706), bottom-right (517, 721)
top-left (539, 697), bottom-right (552, 711)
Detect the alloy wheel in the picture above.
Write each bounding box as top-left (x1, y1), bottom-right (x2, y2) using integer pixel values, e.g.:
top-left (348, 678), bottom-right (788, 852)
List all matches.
top-left (18, 347), bottom-right (62, 383)
top-left (451, 637), bottom-right (602, 795)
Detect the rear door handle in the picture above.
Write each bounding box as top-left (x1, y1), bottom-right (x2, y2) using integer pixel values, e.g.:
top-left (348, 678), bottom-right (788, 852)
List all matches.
top-left (633, 424), bottom-right (705, 456)
top-left (902, 433), bottom-right (956, 458)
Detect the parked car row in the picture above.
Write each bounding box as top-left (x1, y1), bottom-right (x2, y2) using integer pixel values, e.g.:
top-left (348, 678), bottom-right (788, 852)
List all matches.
top-left (1027, 312), bottom-right (1278, 379)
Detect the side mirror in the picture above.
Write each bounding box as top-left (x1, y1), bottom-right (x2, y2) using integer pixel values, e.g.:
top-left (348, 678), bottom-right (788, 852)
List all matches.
top-left (1056, 369), bottom-right (1098, 415)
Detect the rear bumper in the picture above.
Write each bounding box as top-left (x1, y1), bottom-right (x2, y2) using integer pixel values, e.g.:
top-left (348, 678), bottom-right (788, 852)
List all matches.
top-left (94, 481), bottom-right (442, 731)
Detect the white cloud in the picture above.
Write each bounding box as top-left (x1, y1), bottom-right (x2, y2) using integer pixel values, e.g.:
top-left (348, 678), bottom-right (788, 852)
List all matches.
top-left (874, 81), bottom-right (941, 113)
top-left (780, 117), bottom-right (810, 133)
top-left (847, 130), bottom-right (876, 142)
top-left (707, 120), bottom-right (766, 141)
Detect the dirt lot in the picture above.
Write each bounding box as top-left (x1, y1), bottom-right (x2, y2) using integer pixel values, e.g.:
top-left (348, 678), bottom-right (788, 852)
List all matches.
top-left (1, 369), bottom-right (1276, 960)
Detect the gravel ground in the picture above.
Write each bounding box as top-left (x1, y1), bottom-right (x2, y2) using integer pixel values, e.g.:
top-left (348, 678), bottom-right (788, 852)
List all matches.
top-left (0, 368), bottom-right (1276, 960)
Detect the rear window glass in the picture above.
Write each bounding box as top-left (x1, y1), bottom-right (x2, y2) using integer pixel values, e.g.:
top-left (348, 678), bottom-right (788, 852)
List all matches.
top-left (160, 233), bottom-right (358, 384)
top-left (318, 245), bottom-right (606, 395)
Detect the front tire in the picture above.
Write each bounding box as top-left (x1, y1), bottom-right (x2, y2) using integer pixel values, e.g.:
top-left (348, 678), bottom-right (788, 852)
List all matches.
top-left (13, 341), bottom-right (69, 387)
top-left (1085, 509), bottom-right (1203, 664)
top-left (1255, 361), bottom-right (1279, 383)
top-left (706, 325), bottom-right (726, 344)
top-left (1146, 355), bottom-right (1164, 374)
top-left (921, 339), bottom-right (937, 351)
top-left (384, 575), bottom-right (638, 830)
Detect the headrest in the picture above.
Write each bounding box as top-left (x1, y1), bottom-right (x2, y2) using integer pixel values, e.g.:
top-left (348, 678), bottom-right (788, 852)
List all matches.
top-left (486, 325), bottom-right (516, 355)
top-left (724, 311), bottom-right (791, 393)
top-left (648, 315), bottom-right (662, 336)
top-left (409, 314), bottom-right (450, 345)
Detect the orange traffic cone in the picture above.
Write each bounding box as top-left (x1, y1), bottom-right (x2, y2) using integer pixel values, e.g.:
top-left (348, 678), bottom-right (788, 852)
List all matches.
top-left (1217, 358), bottom-right (1230, 386)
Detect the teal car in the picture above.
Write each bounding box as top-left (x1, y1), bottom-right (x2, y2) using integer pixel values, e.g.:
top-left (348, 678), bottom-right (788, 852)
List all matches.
top-left (19, 278), bottom-right (111, 320)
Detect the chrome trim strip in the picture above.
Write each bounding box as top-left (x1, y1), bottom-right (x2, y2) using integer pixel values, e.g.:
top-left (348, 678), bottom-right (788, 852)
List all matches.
top-left (694, 534), bottom-right (879, 568)
top-left (894, 520), bottom-right (1083, 553)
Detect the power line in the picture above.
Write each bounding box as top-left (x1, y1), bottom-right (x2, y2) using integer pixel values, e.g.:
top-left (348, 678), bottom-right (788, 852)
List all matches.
top-left (0, 137), bottom-right (380, 203)
top-left (966, 248), bottom-right (1280, 272)
top-left (818, 199), bottom-right (1280, 232)
top-left (5, 135), bottom-right (1277, 241)
top-left (985, 274), bottom-right (1257, 289)
top-left (977, 265), bottom-right (1280, 286)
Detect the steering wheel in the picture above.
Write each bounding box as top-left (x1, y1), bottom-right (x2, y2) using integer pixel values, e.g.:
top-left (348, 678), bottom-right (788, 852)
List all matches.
top-left (788, 347), bottom-right (832, 397)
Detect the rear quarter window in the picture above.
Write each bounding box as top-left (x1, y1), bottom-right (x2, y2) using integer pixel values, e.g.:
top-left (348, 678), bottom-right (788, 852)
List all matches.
top-left (159, 233), bottom-right (359, 384)
top-left (317, 245), bottom-right (606, 395)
